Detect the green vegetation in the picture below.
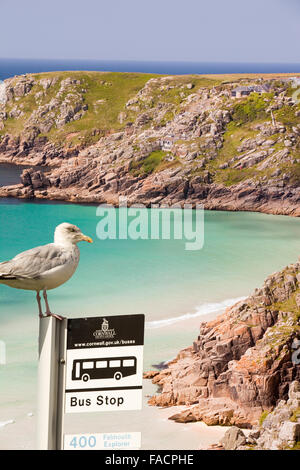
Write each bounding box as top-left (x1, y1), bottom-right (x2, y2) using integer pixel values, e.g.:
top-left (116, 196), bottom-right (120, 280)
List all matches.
top-left (3, 72), bottom-right (300, 192)
top-left (215, 167), bottom-right (256, 186)
top-left (290, 408), bottom-right (300, 423)
top-left (130, 150), bottom-right (180, 176)
top-left (232, 93), bottom-right (272, 124)
top-left (45, 72), bottom-right (159, 146)
top-left (139, 151), bottom-right (165, 174)
top-left (259, 287), bottom-right (300, 361)
top-left (275, 105), bottom-right (300, 128)
top-left (289, 441), bottom-right (300, 450)
top-left (158, 110), bottom-right (175, 127)
top-left (206, 120), bottom-right (263, 186)
top-left (205, 91), bottom-right (299, 187)
top-left (287, 162), bottom-right (300, 185)
top-left (136, 75), bottom-right (222, 120)
top-left (203, 93), bottom-right (275, 186)
top-left (259, 410), bottom-right (269, 427)
top-left (0, 72), bottom-right (224, 148)
top-left (272, 290), bottom-right (300, 322)
top-left (1, 71), bottom-right (159, 145)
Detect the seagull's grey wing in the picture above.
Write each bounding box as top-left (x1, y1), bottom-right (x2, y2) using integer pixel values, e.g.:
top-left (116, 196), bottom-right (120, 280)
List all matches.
top-left (0, 244), bottom-right (69, 280)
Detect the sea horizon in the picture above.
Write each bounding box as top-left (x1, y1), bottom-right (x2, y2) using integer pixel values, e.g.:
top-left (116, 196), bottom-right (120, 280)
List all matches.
top-left (1, 57), bottom-right (300, 80)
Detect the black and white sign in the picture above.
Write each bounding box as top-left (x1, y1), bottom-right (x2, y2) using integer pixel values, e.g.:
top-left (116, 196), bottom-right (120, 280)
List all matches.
top-left (65, 314), bottom-right (145, 413)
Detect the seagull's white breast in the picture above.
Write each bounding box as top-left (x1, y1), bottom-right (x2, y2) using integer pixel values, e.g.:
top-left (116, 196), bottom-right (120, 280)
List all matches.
top-left (38, 245), bottom-right (80, 290)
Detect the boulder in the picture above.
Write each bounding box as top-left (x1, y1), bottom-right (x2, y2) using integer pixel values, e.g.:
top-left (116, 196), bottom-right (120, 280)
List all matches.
top-left (220, 427), bottom-right (247, 450)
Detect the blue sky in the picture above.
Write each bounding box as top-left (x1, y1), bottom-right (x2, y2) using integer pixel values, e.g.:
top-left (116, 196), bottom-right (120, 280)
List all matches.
top-left (0, 0), bottom-right (299, 63)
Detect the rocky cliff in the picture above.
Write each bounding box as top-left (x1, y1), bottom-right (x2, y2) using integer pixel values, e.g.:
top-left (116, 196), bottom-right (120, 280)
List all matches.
top-left (1, 72), bottom-right (300, 215)
top-left (146, 259), bottom-right (300, 428)
top-left (219, 381), bottom-right (300, 450)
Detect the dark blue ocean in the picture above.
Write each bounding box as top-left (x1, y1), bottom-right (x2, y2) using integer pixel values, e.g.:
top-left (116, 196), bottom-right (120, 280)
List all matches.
top-left (1, 58), bottom-right (300, 80)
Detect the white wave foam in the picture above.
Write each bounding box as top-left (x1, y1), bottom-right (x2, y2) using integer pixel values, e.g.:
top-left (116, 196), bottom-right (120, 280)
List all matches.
top-left (146, 297), bottom-right (246, 329)
top-left (0, 419), bottom-right (15, 428)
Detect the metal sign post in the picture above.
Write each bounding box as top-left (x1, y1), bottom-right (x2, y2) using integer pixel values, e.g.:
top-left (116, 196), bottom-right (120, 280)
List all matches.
top-left (37, 316), bottom-right (67, 450)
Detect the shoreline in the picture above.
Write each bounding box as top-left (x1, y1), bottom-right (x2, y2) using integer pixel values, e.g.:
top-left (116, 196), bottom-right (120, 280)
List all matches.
top-left (0, 193), bottom-right (299, 218)
top-left (1, 164), bottom-right (300, 217)
top-left (0, 180), bottom-right (300, 217)
top-left (0, 380), bottom-right (231, 450)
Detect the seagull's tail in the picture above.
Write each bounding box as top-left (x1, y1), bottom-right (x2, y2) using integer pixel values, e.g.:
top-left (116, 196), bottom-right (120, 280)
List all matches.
top-left (0, 261), bottom-right (16, 280)
top-left (0, 274), bottom-right (17, 280)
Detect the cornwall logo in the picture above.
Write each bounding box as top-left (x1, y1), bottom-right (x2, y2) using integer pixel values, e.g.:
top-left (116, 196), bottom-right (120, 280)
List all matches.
top-left (93, 318), bottom-right (116, 339)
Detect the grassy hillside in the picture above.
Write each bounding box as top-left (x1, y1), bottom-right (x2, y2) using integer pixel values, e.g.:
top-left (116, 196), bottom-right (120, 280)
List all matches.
top-left (1, 71), bottom-right (300, 205)
top-left (1, 71), bottom-right (221, 147)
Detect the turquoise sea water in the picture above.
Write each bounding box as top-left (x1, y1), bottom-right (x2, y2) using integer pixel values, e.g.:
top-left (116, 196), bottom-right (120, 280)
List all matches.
top-left (1, 199), bottom-right (300, 445)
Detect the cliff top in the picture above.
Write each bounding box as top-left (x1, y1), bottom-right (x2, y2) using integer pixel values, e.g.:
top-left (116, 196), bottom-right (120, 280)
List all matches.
top-left (1, 71), bottom-right (300, 215)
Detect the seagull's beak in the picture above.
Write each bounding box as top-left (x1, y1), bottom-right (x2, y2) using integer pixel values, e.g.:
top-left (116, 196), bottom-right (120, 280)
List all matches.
top-left (80, 234), bottom-right (93, 243)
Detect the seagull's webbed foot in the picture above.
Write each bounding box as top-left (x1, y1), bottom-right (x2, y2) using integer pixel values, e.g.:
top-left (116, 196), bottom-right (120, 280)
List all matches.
top-left (45, 312), bottom-right (65, 321)
top-left (43, 289), bottom-right (65, 321)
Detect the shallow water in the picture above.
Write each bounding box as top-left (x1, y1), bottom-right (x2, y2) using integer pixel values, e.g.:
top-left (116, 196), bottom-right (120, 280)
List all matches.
top-left (0, 164), bottom-right (46, 187)
top-left (0, 199), bottom-right (300, 448)
top-left (0, 164), bottom-right (26, 186)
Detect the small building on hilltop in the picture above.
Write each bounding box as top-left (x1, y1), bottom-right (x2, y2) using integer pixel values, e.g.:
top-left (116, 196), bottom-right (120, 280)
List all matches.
top-left (160, 136), bottom-right (177, 151)
top-left (231, 84), bottom-right (270, 98)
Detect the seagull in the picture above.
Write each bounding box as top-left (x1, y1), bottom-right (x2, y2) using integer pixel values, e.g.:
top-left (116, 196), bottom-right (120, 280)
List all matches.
top-left (0, 223), bottom-right (93, 320)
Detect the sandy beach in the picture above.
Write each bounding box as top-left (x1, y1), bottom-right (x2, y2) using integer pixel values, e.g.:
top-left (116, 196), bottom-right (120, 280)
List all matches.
top-left (0, 380), bottom-right (230, 450)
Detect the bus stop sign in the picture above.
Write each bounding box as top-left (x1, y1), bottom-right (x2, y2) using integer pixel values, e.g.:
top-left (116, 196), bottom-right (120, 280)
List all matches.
top-left (65, 314), bottom-right (145, 413)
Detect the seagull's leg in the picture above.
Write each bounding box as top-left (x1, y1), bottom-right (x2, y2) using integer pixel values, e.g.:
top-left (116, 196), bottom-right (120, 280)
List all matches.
top-left (36, 291), bottom-right (44, 318)
top-left (43, 289), bottom-right (52, 315)
top-left (43, 289), bottom-right (65, 321)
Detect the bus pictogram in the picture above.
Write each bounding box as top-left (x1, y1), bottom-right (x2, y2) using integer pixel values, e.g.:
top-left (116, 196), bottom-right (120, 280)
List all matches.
top-left (72, 356), bottom-right (137, 382)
